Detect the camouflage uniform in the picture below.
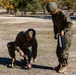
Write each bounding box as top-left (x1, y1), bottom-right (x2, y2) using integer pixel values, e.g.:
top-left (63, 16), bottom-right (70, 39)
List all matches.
top-left (52, 9), bottom-right (73, 66)
top-left (7, 29), bottom-right (38, 65)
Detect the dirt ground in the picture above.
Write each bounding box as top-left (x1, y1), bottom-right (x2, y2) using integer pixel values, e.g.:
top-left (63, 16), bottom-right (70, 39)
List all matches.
top-left (0, 16), bottom-right (76, 75)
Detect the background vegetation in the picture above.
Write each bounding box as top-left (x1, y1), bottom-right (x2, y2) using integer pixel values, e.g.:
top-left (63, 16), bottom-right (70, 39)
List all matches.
top-left (0, 0), bottom-right (76, 15)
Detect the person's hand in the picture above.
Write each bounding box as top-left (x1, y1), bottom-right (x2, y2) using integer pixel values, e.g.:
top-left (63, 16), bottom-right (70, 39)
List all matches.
top-left (60, 30), bottom-right (64, 36)
top-left (19, 50), bottom-right (24, 57)
top-left (54, 34), bottom-right (58, 39)
top-left (26, 63), bottom-right (32, 69)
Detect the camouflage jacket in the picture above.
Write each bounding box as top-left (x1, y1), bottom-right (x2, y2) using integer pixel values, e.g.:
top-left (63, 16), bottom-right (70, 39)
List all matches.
top-left (52, 9), bottom-right (73, 34)
top-left (14, 31), bottom-right (38, 51)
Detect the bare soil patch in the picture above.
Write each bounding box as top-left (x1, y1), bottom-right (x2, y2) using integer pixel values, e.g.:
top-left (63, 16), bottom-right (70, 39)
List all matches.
top-left (0, 17), bottom-right (76, 75)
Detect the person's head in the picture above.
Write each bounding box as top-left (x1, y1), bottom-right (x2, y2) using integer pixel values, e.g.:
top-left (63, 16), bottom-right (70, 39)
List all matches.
top-left (25, 29), bottom-right (36, 41)
top-left (46, 2), bottom-right (58, 15)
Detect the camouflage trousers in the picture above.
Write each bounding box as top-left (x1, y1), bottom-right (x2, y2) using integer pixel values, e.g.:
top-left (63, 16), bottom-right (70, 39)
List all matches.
top-left (7, 42), bottom-right (31, 63)
top-left (56, 31), bottom-right (73, 66)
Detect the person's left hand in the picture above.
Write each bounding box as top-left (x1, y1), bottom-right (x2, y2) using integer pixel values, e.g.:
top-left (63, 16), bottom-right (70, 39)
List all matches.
top-left (61, 30), bottom-right (64, 36)
top-left (26, 63), bottom-right (32, 69)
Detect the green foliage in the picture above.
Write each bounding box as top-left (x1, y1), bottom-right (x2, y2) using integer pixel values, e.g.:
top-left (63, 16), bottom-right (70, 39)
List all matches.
top-left (57, 0), bottom-right (75, 10)
top-left (0, 0), bottom-right (75, 14)
top-left (26, 0), bottom-right (42, 14)
top-left (64, 0), bottom-right (74, 10)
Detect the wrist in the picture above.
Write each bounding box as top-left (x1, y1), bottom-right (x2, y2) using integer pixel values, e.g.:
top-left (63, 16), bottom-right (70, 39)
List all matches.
top-left (18, 49), bottom-right (22, 53)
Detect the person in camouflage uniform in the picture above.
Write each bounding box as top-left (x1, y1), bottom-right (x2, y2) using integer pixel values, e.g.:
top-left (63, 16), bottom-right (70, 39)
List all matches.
top-left (46, 2), bottom-right (73, 73)
top-left (7, 28), bottom-right (38, 69)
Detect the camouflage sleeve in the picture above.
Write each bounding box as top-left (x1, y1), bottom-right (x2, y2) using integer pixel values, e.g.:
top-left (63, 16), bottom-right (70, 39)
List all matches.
top-left (52, 17), bottom-right (58, 34)
top-left (61, 11), bottom-right (73, 31)
top-left (53, 24), bottom-right (58, 34)
top-left (14, 32), bottom-right (23, 51)
top-left (31, 38), bottom-right (38, 59)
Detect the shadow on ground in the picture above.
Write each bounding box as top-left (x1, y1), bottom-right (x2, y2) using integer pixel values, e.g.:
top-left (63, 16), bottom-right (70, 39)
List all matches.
top-left (0, 57), bottom-right (53, 70)
top-left (0, 57), bottom-right (25, 68)
top-left (0, 57), bottom-right (11, 66)
top-left (32, 64), bottom-right (53, 70)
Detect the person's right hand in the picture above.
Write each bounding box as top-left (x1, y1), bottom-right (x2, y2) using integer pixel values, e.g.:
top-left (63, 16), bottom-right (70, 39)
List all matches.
top-left (19, 50), bottom-right (24, 57)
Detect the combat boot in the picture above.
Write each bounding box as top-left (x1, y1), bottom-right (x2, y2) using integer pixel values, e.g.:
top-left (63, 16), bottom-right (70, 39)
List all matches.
top-left (30, 58), bottom-right (37, 63)
top-left (33, 58), bottom-right (37, 62)
top-left (54, 63), bottom-right (60, 72)
top-left (11, 58), bottom-right (16, 68)
top-left (58, 63), bottom-right (67, 73)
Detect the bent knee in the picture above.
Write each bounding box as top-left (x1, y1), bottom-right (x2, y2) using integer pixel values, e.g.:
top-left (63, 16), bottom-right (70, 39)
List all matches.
top-left (7, 42), bottom-right (15, 49)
